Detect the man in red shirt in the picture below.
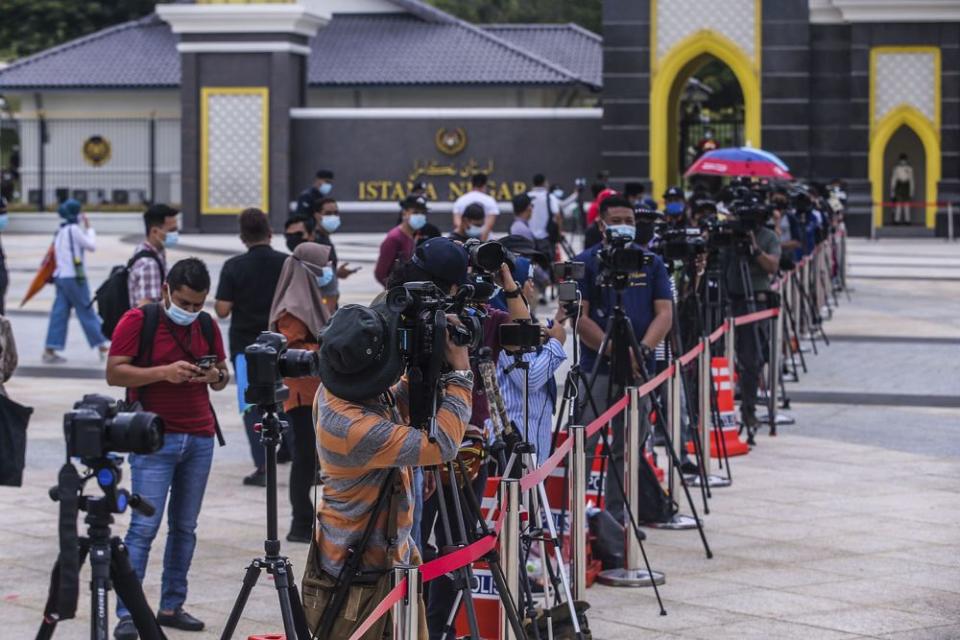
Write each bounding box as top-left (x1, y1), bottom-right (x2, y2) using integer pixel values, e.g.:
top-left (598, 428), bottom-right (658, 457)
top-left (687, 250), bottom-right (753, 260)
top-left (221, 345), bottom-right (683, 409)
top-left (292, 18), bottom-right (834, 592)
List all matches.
top-left (374, 195), bottom-right (427, 287)
top-left (106, 258), bottom-right (229, 639)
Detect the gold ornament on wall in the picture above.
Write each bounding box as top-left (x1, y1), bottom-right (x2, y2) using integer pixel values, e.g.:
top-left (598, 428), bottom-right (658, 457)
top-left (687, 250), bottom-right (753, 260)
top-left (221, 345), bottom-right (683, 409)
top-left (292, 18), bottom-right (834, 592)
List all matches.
top-left (82, 135), bottom-right (112, 167)
top-left (435, 127), bottom-right (467, 156)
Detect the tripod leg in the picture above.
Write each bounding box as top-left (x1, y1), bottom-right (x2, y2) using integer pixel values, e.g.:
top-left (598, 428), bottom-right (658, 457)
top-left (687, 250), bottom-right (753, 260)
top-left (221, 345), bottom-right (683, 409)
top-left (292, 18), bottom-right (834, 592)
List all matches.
top-left (219, 561), bottom-right (263, 640)
top-left (110, 539), bottom-right (166, 640)
top-left (286, 578), bottom-right (311, 640)
top-left (272, 563), bottom-right (298, 640)
top-left (432, 470), bottom-right (481, 640)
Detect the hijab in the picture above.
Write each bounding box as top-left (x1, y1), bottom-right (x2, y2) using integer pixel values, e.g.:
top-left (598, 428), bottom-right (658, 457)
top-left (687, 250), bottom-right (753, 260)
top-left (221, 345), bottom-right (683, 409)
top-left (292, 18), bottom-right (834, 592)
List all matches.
top-left (268, 243), bottom-right (332, 339)
top-left (58, 199), bottom-right (81, 226)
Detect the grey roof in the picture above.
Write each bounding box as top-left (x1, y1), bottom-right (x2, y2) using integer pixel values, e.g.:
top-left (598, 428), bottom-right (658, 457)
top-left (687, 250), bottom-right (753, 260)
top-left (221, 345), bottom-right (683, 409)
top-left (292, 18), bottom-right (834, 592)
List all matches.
top-left (0, 4), bottom-right (601, 91)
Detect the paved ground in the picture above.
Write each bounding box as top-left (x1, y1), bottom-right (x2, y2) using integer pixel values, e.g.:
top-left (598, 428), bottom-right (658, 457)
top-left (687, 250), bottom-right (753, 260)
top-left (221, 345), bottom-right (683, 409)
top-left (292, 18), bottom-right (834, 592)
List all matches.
top-left (0, 233), bottom-right (958, 639)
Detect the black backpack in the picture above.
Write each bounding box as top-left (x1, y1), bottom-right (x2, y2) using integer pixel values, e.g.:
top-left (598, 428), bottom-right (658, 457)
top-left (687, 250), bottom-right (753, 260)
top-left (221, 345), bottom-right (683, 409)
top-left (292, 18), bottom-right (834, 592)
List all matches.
top-left (94, 250), bottom-right (164, 339)
top-left (634, 455), bottom-right (678, 524)
top-left (129, 303), bottom-right (225, 446)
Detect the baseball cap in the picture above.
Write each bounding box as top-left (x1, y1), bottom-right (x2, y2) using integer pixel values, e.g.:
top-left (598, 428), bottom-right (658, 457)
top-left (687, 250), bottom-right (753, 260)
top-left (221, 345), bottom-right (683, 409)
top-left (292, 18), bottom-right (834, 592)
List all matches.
top-left (400, 195), bottom-right (429, 212)
top-left (411, 237), bottom-right (469, 287)
top-left (663, 186), bottom-right (684, 200)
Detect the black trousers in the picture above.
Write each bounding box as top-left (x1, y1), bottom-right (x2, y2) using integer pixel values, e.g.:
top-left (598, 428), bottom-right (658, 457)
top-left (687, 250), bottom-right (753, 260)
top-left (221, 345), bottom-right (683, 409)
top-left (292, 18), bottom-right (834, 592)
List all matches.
top-left (0, 262), bottom-right (7, 315)
top-left (421, 464), bottom-right (488, 640)
top-left (731, 296), bottom-right (770, 415)
top-left (285, 405), bottom-right (317, 535)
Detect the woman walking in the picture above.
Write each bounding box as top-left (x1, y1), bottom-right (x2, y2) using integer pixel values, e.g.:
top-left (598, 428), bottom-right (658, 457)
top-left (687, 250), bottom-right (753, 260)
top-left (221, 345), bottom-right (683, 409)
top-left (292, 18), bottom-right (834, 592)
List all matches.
top-left (267, 242), bottom-right (332, 542)
top-left (42, 199), bottom-right (109, 364)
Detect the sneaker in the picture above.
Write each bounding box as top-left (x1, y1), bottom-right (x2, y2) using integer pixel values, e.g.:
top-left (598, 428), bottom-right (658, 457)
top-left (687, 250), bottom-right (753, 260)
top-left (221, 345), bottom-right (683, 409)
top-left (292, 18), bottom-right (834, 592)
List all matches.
top-left (680, 460), bottom-right (700, 476)
top-left (243, 469), bottom-right (266, 487)
top-left (42, 351), bottom-right (67, 365)
top-left (114, 616), bottom-right (137, 640)
top-left (157, 608), bottom-right (205, 632)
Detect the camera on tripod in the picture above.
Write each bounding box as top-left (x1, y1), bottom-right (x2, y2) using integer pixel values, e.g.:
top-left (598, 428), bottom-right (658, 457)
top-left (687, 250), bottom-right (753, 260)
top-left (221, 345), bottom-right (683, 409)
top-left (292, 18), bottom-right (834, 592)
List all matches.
top-left (65, 394), bottom-right (164, 461)
top-left (244, 332), bottom-right (320, 407)
top-left (598, 233), bottom-right (654, 286)
top-left (659, 227), bottom-right (708, 262)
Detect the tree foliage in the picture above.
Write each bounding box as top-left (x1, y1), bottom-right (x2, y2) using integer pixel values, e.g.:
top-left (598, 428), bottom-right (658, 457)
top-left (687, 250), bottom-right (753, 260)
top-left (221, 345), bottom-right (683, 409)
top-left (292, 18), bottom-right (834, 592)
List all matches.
top-left (0, 0), bottom-right (156, 61)
top-left (425, 0), bottom-right (601, 34)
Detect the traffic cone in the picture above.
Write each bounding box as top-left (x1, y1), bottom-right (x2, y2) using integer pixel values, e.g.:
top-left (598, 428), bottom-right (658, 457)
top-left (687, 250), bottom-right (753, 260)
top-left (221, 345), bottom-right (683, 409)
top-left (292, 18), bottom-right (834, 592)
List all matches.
top-left (707, 357), bottom-right (750, 457)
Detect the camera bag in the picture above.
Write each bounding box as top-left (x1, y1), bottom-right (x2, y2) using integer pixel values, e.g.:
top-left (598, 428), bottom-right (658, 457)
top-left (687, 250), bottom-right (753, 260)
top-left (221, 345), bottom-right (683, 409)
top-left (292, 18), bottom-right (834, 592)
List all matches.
top-left (131, 303), bottom-right (225, 446)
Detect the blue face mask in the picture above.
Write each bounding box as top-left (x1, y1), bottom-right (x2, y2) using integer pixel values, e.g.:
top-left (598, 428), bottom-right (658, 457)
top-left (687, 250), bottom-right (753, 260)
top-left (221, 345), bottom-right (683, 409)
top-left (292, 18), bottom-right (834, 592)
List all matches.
top-left (164, 230), bottom-right (180, 248)
top-left (0, 214), bottom-right (8, 232)
top-left (408, 213), bottom-right (427, 231)
top-left (315, 265), bottom-right (334, 288)
top-left (321, 215), bottom-right (341, 233)
top-left (465, 224), bottom-right (484, 238)
top-left (164, 298), bottom-right (200, 326)
top-left (319, 183), bottom-right (333, 196)
top-left (606, 224), bottom-right (636, 242)
top-left (665, 202), bottom-right (685, 216)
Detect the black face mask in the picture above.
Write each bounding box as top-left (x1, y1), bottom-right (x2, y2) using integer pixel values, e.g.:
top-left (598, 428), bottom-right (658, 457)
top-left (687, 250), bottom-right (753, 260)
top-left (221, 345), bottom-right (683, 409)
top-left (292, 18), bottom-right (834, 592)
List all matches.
top-left (285, 232), bottom-right (306, 252)
top-left (636, 221), bottom-right (655, 245)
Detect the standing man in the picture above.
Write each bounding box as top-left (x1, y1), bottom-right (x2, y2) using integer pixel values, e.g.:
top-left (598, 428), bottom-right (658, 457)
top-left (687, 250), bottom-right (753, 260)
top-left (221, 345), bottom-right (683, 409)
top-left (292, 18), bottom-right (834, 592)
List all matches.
top-left (575, 196), bottom-right (673, 523)
top-left (311, 197), bottom-right (359, 308)
top-left (452, 173), bottom-right (499, 239)
top-left (509, 193), bottom-right (536, 241)
top-left (448, 203), bottom-right (486, 243)
top-left (215, 209), bottom-right (289, 486)
top-left (528, 173), bottom-right (562, 257)
top-left (106, 258), bottom-right (229, 639)
top-left (374, 195), bottom-right (426, 287)
top-left (128, 204), bottom-right (179, 308)
top-left (663, 186), bottom-right (688, 225)
top-left (890, 153), bottom-right (914, 225)
top-left (0, 195), bottom-right (8, 315)
top-left (295, 169), bottom-right (334, 218)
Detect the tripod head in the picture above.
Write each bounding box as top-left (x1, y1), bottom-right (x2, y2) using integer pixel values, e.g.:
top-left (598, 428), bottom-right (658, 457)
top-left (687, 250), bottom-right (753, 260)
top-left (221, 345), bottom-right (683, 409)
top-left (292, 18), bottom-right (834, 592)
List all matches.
top-left (49, 456), bottom-right (155, 522)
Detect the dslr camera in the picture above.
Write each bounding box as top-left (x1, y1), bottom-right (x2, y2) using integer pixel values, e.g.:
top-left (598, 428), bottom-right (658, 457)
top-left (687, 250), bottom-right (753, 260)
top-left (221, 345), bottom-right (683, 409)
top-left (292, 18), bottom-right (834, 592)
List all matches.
top-left (660, 227), bottom-right (708, 262)
top-left (245, 332), bottom-right (320, 406)
top-left (597, 231), bottom-right (654, 288)
top-left (65, 394), bottom-right (164, 461)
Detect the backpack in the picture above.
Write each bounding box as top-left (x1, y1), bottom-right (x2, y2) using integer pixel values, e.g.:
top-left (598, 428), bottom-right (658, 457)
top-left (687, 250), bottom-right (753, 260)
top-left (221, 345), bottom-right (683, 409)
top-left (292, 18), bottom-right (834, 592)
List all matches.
top-left (634, 455), bottom-right (678, 524)
top-left (129, 303), bottom-right (226, 446)
top-left (94, 250), bottom-right (164, 339)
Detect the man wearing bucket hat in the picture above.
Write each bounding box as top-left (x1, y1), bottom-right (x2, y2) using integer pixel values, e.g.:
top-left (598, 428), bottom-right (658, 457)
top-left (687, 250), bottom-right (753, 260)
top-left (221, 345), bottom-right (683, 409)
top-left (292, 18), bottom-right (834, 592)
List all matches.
top-left (302, 292), bottom-right (473, 639)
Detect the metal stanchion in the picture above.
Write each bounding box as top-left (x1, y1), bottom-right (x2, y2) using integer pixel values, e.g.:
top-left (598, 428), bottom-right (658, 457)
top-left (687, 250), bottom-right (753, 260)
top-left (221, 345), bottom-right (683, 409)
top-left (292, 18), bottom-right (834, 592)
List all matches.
top-left (646, 368), bottom-right (698, 531)
top-left (499, 479), bottom-right (520, 640)
top-left (767, 308), bottom-right (781, 428)
top-left (391, 565), bottom-right (420, 640)
top-left (598, 389), bottom-right (667, 586)
top-left (724, 314), bottom-right (736, 377)
top-left (694, 337), bottom-right (730, 488)
top-left (948, 201), bottom-right (955, 242)
top-left (567, 424), bottom-right (587, 602)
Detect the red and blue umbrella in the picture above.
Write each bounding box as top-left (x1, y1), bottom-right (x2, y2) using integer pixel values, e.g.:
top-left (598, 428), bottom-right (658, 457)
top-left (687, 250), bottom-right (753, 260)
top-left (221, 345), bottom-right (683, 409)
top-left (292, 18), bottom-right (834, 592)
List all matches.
top-left (684, 146), bottom-right (793, 180)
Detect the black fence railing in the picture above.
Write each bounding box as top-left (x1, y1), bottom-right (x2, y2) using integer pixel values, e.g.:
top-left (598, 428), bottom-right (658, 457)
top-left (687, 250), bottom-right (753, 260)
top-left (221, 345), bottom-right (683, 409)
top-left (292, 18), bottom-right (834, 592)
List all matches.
top-left (0, 117), bottom-right (181, 210)
top-left (679, 118), bottom-right (744, 174)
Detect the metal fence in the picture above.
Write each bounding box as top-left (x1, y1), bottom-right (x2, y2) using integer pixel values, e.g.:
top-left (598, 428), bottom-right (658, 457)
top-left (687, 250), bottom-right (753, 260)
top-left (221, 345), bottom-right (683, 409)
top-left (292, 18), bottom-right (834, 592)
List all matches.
top-left (679, 119), bottom-right (744, 174)
top-left (0, 117), bottom-right (181, 210)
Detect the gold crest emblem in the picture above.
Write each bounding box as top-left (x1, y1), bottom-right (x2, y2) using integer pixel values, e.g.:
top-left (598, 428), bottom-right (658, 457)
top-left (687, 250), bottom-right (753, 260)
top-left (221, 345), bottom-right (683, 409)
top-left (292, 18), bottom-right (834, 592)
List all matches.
top-left (435, 127), bottom-right (467, 156)
top-left (82, 135), bottom-right (111, 167)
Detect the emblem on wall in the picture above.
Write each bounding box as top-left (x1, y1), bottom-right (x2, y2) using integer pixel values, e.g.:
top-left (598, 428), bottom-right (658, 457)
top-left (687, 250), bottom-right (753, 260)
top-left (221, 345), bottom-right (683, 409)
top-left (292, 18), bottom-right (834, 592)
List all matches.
top-left (435, 127), bottom-right (467, 156)
top-left (82, 135), bottom-right (112, 167)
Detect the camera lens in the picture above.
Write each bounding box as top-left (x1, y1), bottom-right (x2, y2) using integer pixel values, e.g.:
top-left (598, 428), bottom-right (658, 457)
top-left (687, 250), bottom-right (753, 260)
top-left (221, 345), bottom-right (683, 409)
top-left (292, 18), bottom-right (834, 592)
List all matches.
top-left (278, 349), bottom-right (320, 379)
top-left (106, 412), bottom-right (164, 455)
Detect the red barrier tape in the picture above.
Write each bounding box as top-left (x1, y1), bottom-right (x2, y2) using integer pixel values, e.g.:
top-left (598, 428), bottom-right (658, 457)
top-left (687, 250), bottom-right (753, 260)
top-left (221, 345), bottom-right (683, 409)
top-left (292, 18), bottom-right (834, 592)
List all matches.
top-left (520, 436), bottom-right (573, 492)
top-left (678, 341), bottom-right (704, 367)
top-left (584, 394), bottom-right (630, 439)
top-left (708, 321), bottom-right (727, 344)
top-left (347, 578), bottom-right (407, 640)
top-left (732, 307), bottom-right (779, 327)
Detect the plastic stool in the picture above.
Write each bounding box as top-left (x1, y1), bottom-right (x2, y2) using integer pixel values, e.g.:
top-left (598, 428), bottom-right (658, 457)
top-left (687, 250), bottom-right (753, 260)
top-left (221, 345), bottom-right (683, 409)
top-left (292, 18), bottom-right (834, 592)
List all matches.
top-left (247, 635), bottom-right (285, 640)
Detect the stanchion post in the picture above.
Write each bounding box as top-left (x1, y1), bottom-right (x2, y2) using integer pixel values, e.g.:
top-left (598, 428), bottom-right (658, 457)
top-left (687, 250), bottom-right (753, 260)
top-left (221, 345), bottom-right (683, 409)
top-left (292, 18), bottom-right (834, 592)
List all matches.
top-left (698, 337), bottom-right (711, 476)
top-left (391, 565), bottom-right (420, 640)
top-left (567, 424), bottom-right (587, 602)
top-left (724, 314), bottom-right (736, 384)
top-left (768, 305), bottom-right (782, 427)
top-left (499, 478), bottom-right (520, 640)
top-left (668, 365), bottom-right (683, 496)
top-left (949, 201), bottom-right (955, 242)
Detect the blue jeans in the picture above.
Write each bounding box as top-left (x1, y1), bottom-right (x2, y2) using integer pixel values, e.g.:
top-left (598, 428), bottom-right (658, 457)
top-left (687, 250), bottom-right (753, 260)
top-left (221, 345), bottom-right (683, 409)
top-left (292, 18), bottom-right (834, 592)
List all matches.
top-left (411, 466), bottom-right (424, 556)
top-left (45, 277), bottom-right (106, 350)
top-left (117, 432), bottom-right (215, 618)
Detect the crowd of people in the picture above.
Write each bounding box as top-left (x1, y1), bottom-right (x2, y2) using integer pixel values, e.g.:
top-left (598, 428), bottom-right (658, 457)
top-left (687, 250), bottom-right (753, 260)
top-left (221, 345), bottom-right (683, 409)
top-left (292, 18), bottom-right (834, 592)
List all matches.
top-left (0, 166), bottom-right (847, 640)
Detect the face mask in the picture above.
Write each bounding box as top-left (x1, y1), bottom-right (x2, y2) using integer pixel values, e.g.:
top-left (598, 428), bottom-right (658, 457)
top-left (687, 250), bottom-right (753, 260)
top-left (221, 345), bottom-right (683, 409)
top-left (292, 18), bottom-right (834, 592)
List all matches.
top-left (163, 230), bottom-right (180, 248)
top-left (164, 297), bottom-right (200, 326)
top-left (315, 265), bottom-right (334, 288)
top-left (285, 232), bottom-right (305, 252)
top-left (552, 189), bottom-right (564, 199)
top-left (408, 213), bottom-right (427, 231)
top-left (465, 224), bottom-right (484, 238)
top-left (0, 214), bottom-right (8, 232)
top-left (606, 224), bottom-right (636, 242)
top-left (636, 222), bottom-right (655, 245)
top-left (665, 202), bottom-right (685, 216)
top-left (318, 183), bottom-right (333, 196)
top-left (321, 215), bottom-right (341, 233)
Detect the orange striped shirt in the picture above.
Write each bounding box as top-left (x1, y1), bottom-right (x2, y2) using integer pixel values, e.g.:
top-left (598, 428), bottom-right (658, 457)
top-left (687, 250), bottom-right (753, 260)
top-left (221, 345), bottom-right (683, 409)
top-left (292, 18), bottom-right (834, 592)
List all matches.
top-left (313, 374), bottom-right (472, 576)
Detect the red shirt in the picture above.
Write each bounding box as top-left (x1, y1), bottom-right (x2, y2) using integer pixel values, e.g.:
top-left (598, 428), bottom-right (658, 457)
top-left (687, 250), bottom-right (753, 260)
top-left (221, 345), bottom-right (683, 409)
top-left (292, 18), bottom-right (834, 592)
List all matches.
top-left (374, 226), bottom-right (415, 286)
top-left (110, 307), bottom-right (227, 436)
top-left (587, 188), bottom-right (617, 225)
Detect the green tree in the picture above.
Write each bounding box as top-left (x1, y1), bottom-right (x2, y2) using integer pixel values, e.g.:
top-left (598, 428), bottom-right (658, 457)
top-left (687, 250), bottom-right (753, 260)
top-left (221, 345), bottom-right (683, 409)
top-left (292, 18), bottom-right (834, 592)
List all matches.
top-left (0, 0), bottom-right (156, 61)
top-left (426, 0), bottom-right (601, 34)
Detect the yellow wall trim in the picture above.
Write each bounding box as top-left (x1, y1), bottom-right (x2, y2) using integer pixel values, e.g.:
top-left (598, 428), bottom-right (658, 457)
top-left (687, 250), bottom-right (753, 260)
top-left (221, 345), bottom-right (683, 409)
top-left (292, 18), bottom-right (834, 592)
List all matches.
top-left (868, 47), bottom-right (941, 228)
top-left (200, 86), bottom-right (270, 215)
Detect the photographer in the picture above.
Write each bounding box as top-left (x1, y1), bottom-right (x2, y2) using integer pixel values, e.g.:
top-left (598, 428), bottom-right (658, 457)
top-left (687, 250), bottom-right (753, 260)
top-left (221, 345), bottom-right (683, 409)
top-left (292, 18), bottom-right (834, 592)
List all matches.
top-left (724, 207), bottom-right (781, 431)
top-left (106, 258), bottom-right (229, 638)
top-left (302, 298), bottom-right (472, 639)
top-left (575, 196), bottom-right (673, 523)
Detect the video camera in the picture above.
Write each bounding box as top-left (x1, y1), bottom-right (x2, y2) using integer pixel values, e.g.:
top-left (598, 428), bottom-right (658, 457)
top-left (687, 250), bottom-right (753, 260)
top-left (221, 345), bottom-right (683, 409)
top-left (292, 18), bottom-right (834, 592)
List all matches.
top-left (660, 227), bottom-right (708, 262)
top-left (703, 187), bottom-right (771, 253)
top-left (65, 394), bottom-right (164, 461)
top-left (597, 232), bottom-right (654, 289)
top-left (244, 332), bottom-right (320, 407)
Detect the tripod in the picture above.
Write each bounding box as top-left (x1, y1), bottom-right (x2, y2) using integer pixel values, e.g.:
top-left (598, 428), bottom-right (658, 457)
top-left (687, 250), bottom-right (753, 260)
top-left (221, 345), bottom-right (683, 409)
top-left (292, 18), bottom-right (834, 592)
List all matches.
top-left (37, 460), bottom-right (166, 640)
top-left (220, 409), bottom-right (310, 640)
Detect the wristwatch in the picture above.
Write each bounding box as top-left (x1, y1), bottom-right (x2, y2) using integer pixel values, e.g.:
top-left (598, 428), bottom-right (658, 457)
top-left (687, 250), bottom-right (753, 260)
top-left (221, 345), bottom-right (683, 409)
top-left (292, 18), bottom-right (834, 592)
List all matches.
top-left (503, 287), bottom-right (523, 299)
top-left (216, 368), bottom-right (225, 385)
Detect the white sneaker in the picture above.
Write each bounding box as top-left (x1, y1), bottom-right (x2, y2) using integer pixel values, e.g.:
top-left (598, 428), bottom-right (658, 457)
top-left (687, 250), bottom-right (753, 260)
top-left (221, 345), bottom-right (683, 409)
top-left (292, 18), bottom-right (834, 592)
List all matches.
top-left (42, 352), bottom-right (67, 365)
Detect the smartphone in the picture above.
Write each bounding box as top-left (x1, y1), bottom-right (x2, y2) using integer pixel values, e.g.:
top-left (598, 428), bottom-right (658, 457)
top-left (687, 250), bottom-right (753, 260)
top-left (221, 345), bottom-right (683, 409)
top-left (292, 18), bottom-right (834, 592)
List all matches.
top-left (196, 355), bottom-right (217, 370)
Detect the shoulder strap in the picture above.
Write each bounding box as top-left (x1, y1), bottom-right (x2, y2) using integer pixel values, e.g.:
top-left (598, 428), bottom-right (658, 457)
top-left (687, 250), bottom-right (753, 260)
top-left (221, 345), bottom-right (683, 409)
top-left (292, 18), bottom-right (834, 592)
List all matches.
top-left (128, 250), bottom-right (165, 282)
top-left (198, 311), bottom-right (215, 354)
top-left (137, 303), bottom-right (161, 367)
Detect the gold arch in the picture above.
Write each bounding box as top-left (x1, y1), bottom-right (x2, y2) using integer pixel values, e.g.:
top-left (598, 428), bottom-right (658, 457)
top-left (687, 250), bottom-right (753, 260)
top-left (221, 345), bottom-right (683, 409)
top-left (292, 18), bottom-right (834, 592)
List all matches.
top-left (869, 105), bottom-right (941, 229)
top-left (650, 30), bottom-right (761, 200)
